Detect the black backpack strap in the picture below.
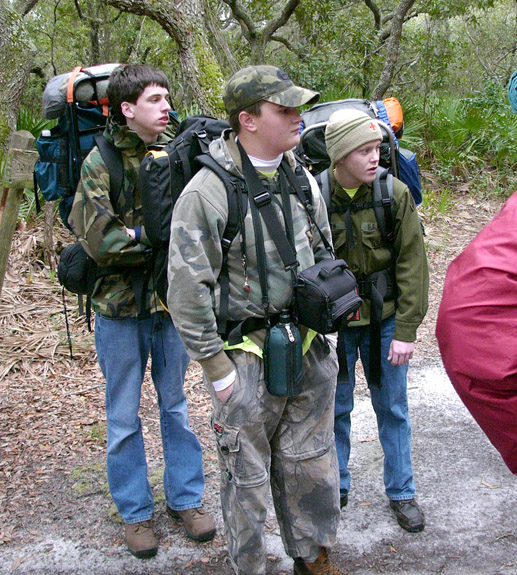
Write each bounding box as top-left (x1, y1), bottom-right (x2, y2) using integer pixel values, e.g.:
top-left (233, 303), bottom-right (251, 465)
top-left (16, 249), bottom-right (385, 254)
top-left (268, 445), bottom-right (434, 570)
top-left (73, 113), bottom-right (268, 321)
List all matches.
top-left (280, 159), bottom-right (335, 258)
top-left (237, 141), bottom-right (299, 272)
top-left (94, 133), bottom-right (124, 207)
top-left (81, 134), bottom-right (125, 329)
top-left (33, 172), bottom-right (42, 214)
top-left (195, 154), bottom-right (248, 338)
top-left (366, 171), bottom-right (395, 389)
top-left (372, 167), bottom-right (395, 245)
top-left (316, 168), bottom-right (332, 210)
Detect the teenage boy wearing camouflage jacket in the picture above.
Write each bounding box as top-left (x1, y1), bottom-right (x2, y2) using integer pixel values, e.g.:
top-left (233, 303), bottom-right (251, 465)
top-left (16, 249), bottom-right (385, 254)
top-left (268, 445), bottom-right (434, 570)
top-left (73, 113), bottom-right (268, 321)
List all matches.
top-left (68, 64), bottom-right (215, 559)
top-left (167, 66), bottom-right (345, 575)
top-left (324, 109), bottom-right (429, 533)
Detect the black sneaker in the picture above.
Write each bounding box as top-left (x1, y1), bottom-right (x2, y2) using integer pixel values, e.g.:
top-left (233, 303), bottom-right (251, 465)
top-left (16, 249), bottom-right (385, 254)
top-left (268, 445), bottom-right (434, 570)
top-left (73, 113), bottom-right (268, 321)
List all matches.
top-left (340, 494), bottom-right (348, 509)
top-left (389, 499), bottom-right (425, 532)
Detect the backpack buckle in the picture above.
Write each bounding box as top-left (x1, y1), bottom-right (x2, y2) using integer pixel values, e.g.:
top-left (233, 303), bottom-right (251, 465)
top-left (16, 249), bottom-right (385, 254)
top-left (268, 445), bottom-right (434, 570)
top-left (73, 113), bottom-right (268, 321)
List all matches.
top-left (381, 196), bottom-right (392, 208)
top-left (253, 191), bottom-right (272, 208)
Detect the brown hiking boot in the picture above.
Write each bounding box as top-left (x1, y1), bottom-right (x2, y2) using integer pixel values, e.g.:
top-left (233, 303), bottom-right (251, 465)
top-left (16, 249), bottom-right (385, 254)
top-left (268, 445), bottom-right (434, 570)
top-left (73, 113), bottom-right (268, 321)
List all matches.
top-left (293, 548), bottom-right (347, 575)
top-left (166, 505), bottom-right (216, 542)
top-left (124, 520), bottom-right (158, 559)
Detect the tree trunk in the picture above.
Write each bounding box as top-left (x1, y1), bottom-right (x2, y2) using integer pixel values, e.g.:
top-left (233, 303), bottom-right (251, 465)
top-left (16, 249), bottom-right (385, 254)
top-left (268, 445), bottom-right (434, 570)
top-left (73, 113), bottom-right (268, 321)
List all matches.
top-left (222, 0), bottom-right (301, 65)
top-left (0, 0), bottom-right (35, 155)
top-left (370, 0), bottom-right (417, 100)
top-left (0, 2), bottom-right (36, 297)
top-left (105, 0), bottom-right (225, 116)
top-left (201, 0), bottom-right (239, 76)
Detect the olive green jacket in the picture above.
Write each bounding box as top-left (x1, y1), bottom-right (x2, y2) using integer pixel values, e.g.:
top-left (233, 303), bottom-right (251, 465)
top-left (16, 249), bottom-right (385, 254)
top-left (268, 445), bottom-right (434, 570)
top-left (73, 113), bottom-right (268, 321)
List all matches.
top-left (330, 171), bottom-right (429, 342)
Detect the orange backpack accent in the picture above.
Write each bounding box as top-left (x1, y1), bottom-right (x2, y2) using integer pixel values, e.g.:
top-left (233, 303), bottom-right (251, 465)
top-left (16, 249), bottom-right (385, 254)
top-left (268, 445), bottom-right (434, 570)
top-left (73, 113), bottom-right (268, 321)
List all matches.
top-left (383, 97), bottom-right (404, 135)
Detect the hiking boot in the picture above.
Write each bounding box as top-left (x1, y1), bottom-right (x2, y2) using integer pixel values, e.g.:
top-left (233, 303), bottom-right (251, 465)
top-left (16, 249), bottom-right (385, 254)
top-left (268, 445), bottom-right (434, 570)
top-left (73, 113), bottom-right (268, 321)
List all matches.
top-left (293, 548), bottom-right (346, 575)
top-left (340, 494), bottom-right (348, 509)
top-left (389, 499), bottom-right (425, 533)
top-left (166, 505), bottom-right (216, 542)
top-left (125, 520), bottom-right (158, 559)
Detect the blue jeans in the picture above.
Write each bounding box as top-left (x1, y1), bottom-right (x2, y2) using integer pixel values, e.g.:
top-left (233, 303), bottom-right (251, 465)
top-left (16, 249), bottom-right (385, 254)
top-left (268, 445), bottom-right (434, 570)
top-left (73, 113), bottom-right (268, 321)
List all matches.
top-left (95, 312), bottom-right (205, 524)
top-left (334, 314), bottom-right (415, 501)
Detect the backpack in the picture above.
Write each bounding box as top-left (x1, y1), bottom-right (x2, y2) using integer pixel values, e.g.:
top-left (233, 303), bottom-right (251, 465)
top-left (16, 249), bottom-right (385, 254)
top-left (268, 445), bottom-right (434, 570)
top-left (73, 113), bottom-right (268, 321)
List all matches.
top-left (56, 133), bottom-right (124, 354)
top-left (139, 115), bottom-right (245, 326)
top-left (508, 69), bottom-right (517, 113)
top-left (34, 64), bottom-right (122, 230)
top-left (378, 97), bottom-right (422, 205)
top-left (298, 98), bottom-right (422, 207)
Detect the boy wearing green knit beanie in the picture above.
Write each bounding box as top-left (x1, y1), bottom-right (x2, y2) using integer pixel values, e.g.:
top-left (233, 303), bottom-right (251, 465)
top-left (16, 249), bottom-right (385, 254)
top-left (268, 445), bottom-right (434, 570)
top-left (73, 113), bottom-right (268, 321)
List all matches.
top-left (324, 108), bottom-right (429, 533)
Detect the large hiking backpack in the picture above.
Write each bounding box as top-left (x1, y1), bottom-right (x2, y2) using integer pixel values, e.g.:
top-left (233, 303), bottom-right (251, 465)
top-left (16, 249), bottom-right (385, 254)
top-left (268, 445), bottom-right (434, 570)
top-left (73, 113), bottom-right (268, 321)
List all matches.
top-left (34, 63), bottom-right (121, 229)
top-left (298, 97), bottom-right (422, 206)
top-left (139, 115), bottom-right (246, 312)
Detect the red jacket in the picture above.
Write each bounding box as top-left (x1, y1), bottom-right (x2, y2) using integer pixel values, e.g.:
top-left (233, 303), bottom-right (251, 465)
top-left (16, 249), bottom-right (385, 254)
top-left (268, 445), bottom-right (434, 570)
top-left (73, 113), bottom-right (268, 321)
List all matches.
top-left (436, 192), bottom-right (517, 474)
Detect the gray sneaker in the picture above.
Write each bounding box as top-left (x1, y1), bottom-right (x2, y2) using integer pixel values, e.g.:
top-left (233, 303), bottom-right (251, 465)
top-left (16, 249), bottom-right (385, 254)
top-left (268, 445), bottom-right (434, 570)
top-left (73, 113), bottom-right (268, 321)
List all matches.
top-left (125, 520), bottom-right (158, 559)
top-left (167, 505), bottom-right (216, 542)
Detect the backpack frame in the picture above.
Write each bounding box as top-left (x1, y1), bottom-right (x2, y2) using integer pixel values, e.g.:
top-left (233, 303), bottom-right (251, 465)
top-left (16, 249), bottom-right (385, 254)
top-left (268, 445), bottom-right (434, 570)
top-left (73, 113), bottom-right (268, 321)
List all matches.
top-left (34, 64), bottom-right (121, 230)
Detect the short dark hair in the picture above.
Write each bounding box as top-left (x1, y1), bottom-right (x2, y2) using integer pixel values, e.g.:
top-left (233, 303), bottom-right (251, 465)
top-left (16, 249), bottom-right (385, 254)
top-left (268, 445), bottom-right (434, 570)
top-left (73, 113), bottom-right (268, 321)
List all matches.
top-left (228, 101), bottom-right (263, 134)
top-left (107, 64), bottom-right (170, 124)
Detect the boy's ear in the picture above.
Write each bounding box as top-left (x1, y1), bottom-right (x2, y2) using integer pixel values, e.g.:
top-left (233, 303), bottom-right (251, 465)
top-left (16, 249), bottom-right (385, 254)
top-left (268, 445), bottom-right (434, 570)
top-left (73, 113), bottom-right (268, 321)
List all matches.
top-left (238, 110), bottom-right (257, 133)
top-left (120, 101), bottom-right (135, 120)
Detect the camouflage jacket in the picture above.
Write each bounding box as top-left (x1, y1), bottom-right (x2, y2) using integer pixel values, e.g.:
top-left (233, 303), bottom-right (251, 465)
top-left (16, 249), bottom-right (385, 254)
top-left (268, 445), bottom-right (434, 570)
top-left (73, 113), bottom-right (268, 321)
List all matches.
top-left (329, 172), bottom-right (429, 342)
top-left (167, 130), bottom-right (332, 383)
top-left (68, 118), bottom-right (169, 318)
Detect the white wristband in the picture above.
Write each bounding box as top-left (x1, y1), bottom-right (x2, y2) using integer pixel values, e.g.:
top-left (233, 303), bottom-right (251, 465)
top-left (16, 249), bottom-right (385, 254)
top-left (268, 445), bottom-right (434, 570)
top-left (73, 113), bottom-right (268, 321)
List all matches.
top-left (212, 370), bottom-right (236, 392)
top-left (326, 333), bottom-right (338, 349)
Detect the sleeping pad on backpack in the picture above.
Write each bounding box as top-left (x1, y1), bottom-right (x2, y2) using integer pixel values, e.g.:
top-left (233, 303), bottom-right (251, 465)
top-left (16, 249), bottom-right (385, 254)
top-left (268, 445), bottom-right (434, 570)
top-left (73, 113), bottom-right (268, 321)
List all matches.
top-left (435, 191), bottom-right (517, 474)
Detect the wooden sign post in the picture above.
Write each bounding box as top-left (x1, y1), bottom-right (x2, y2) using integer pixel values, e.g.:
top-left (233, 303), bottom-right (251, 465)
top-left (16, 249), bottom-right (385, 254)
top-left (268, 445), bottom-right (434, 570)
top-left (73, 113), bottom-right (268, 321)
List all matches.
top-left (0, 130), bottom-right (38, 296)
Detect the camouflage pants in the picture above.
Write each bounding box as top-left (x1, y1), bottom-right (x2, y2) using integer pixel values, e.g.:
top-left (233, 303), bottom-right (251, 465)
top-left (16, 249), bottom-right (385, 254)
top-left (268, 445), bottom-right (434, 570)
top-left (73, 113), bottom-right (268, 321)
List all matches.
top-left (206, 336), bottom-right (340, 575)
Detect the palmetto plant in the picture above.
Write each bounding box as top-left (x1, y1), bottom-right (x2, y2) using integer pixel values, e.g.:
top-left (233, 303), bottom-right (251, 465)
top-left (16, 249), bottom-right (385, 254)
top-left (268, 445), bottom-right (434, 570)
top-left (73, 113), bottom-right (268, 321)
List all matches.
top-left (419, 93), bottom-right (517, 197)
top-left (17, 107), bottom-right (55, 137)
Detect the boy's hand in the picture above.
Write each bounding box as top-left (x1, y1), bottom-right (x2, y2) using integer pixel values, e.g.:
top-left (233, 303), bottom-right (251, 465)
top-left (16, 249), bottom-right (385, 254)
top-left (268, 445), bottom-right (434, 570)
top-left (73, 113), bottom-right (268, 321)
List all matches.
top-left (216, 384), bottom-right (234, 404)
top-left (388, 339), bottom-right (414, 365)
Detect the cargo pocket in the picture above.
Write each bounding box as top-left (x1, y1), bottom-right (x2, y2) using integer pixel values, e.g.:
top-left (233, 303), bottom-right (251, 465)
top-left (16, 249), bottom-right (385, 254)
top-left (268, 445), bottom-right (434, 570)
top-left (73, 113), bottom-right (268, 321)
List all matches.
top-left (211, 417), bottom-right (268, 488)
top-left (361, 226), bottom-right (391, 271)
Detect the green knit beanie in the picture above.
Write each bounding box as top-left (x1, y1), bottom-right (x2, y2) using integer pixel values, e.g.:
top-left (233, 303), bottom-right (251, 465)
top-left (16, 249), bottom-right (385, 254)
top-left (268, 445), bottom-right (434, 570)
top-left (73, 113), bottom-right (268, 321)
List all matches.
top-left (325, 108), bottom-right (383, 166)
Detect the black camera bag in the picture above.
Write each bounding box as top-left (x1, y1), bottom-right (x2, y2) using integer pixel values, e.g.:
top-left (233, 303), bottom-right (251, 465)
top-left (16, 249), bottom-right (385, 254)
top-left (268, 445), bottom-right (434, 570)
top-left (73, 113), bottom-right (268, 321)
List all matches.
top-left (296, 259), bottom-right (362, 333)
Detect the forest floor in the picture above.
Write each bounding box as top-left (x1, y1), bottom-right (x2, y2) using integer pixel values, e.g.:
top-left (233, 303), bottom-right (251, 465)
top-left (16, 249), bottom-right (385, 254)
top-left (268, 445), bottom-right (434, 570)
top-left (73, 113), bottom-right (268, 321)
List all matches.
top-left (0, 183), bottom-right (516, 575)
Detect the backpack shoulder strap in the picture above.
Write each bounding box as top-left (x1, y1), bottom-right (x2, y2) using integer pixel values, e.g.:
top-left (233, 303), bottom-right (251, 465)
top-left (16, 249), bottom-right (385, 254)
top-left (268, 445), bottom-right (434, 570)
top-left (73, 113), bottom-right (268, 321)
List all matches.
top-left (315, 168), bottom-right (331, 209)
top-left (281, 159), bottom-right (335, 257)
top-left (195, 153), bottom-right (248, 337)
top-left (195, 154), bottom-right (248, 250)
top-left (93, 133), bottom-right (124, 209)
top-left (372, 167), bottom-right (395, 244)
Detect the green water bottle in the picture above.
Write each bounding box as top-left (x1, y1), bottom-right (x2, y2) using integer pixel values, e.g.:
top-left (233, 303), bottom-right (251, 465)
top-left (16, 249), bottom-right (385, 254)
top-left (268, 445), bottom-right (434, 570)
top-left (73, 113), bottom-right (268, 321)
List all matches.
top-left (264, 310), bottom-right (304, 397)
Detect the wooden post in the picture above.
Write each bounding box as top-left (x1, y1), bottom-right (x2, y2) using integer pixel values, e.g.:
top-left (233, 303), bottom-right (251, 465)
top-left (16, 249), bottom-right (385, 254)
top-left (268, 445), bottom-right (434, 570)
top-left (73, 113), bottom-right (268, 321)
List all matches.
top-left (0, 130), bottom-right (38, 297)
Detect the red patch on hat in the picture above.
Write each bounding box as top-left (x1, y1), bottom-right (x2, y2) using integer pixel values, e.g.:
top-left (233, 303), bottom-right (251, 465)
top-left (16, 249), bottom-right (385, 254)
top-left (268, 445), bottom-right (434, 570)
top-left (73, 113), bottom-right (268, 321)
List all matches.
top-left (369, 122), bottom-right (377, 131)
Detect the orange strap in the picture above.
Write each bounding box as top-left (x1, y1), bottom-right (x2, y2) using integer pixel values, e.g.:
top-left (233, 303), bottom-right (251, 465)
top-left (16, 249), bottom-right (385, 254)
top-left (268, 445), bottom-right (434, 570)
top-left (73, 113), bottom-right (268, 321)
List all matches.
top-left (66, 66), bottom-right (83, 103)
